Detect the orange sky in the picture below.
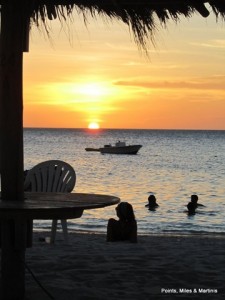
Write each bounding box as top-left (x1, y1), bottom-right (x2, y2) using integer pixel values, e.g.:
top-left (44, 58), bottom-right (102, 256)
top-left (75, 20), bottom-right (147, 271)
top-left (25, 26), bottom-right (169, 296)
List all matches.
top-left (23, 10), bottom-right (225, 130)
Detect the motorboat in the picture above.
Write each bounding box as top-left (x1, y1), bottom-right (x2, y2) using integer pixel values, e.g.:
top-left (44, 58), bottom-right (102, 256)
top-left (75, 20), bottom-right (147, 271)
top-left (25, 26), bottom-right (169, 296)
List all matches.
top-left (85, 141), bottom-right (142, 155)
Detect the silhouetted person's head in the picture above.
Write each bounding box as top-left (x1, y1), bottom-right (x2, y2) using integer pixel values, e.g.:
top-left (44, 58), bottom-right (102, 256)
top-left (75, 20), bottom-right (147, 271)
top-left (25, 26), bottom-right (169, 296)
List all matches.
top-left (148, 195), bottom-right (157, 204)
top-left (191, 194), bottom-right (198, 204)
top-left (116, 202), bottom-right (136, 222)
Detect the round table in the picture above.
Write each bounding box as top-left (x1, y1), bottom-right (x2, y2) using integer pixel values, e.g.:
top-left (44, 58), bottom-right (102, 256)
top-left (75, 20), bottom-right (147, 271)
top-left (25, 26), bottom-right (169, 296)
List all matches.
top-left (0, 192), bottom-right (120, 219)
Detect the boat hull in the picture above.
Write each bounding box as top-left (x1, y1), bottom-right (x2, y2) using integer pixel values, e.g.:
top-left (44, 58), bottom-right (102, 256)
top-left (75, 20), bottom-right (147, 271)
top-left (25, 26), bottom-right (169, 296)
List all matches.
top-left (85, 148), bottom-right (100, 152)
top-left (99, 145), bottom-right (142, 155)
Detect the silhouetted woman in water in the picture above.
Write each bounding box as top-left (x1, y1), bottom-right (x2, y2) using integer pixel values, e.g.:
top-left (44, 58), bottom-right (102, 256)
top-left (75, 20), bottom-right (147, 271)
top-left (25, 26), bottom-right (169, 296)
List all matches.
top-left (107, 202), bottom-right (137, 243)
top-left (145, 194), bottom-right (159, 211)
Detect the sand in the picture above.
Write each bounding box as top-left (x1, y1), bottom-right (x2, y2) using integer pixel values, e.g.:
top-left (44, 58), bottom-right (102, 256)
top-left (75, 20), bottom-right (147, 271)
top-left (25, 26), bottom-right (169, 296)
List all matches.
top-left (22, 230), bottom-right (225, 300)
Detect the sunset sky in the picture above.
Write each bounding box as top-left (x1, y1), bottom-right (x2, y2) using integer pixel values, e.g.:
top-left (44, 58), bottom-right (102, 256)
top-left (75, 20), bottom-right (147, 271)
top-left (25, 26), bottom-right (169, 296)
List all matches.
top-left (23, 9), bottom-right (225, 130)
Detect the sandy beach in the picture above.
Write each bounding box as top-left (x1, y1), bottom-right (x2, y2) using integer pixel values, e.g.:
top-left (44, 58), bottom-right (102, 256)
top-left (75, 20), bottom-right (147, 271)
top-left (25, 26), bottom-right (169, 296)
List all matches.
top-left (20, 231), bottom-right (225, 300)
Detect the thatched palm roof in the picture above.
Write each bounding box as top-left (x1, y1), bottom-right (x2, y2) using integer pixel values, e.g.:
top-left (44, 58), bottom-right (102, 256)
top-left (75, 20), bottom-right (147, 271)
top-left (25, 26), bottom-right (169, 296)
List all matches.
top-left (1, 1), bottom-right (225, 48)
top-left (32, 1), bottom-right (225, 48)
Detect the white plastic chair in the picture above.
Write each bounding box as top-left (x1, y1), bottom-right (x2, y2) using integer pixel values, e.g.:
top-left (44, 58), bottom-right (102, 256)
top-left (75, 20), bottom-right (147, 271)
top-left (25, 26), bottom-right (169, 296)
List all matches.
top-left (24, 160), bottom-right (76, 243)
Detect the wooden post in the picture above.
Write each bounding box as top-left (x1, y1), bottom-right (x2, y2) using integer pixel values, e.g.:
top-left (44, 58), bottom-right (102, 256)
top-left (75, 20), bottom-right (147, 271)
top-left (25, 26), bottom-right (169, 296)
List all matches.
top-left (0, 1), bottom-right (24, 199)
top-left (0, 1), bottom-right (30, 299)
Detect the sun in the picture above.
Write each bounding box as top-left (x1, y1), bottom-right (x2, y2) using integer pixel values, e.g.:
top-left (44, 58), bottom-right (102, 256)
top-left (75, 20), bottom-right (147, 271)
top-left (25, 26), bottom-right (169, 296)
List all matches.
top-left (88, 122), bottom-right (100, 129)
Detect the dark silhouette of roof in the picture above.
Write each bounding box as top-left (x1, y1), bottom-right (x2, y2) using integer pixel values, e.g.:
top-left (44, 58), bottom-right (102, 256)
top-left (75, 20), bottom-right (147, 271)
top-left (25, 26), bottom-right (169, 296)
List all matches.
top-left (1, 1), bottom-right (224, 49)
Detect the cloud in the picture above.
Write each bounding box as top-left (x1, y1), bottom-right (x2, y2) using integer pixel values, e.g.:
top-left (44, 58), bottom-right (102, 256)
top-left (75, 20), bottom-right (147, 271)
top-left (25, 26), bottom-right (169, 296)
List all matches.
top-left (114, 76), bottom-right (225, 91)
top-left (190, 39), bottom-right (225, 49)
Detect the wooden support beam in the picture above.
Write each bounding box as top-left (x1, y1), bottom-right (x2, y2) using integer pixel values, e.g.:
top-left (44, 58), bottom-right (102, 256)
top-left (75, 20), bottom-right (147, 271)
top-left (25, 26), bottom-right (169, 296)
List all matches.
top-left (0, 1), bottom-right (30, 299)
top-left (0, 1), bottom-right (24, 200)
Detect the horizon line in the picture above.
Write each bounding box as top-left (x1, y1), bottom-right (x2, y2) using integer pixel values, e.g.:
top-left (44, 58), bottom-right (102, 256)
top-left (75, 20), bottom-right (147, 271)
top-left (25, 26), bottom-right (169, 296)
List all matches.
top-left (23, 127), bottom-right (225, 131)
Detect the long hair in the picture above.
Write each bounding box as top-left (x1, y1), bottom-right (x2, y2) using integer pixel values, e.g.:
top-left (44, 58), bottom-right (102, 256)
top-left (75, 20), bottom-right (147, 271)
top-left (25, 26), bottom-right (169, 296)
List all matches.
top-left (116, 202), bottom-right (136, 222)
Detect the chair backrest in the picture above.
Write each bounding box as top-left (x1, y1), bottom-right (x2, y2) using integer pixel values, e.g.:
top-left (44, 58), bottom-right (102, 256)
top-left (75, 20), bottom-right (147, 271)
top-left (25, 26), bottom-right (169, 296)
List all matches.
top-left (24, 160), bottom-right (76, 192)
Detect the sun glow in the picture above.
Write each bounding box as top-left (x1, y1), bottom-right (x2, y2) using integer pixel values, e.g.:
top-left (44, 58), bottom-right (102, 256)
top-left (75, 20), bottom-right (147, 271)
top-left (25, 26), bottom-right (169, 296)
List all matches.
top-left (77, 83), bottom-right (108, 97)
top-left (88, 122), bottom-right (100, 129)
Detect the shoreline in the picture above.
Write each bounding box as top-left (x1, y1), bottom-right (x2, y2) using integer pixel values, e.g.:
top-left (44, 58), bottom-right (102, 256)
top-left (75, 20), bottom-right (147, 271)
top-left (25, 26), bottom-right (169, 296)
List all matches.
top-left (33, 227), bottom-right (225, 239)
top-left (22, 231), bottom-right (225, 299)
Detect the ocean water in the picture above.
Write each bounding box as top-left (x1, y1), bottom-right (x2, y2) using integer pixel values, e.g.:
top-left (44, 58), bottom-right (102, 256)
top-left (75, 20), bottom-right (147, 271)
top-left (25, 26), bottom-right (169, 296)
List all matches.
top-left (24, 128), bottom-right (225, 236)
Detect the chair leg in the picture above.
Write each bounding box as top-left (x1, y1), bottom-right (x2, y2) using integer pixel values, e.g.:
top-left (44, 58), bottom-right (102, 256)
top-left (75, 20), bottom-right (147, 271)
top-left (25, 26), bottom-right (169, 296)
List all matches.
top-left (61, 219), bottom-right (68, 243)
top-left (51, 219), bottom-right (58, 244)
